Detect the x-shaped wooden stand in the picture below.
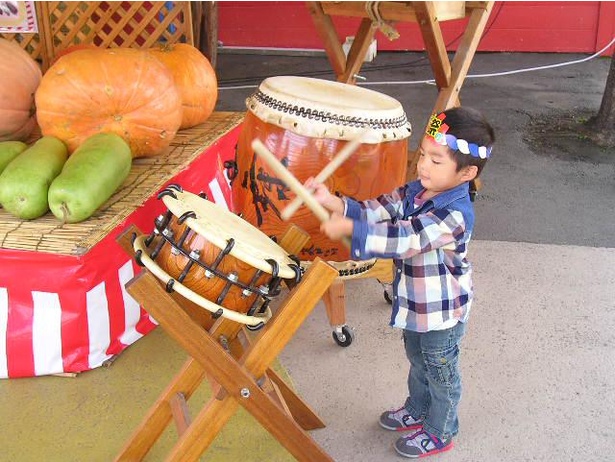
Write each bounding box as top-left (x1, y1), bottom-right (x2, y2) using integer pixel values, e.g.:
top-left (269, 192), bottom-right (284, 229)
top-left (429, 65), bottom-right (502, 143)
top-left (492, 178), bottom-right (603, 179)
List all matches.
top-left (114, 224), bottom-right (338, 461)
top-left (307, 1), bottom-right (494, 179)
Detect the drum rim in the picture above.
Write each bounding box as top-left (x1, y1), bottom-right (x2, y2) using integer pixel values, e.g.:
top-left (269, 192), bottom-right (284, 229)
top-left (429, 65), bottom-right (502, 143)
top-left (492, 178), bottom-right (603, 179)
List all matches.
top-left (245, 76), bottom-right (412, 143)
top-left (161, 190), bottom-right (298, 280)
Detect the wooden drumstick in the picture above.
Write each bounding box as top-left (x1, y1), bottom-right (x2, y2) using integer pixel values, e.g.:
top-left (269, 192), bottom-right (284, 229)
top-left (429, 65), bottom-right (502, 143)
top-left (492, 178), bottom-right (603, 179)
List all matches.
top-left (252, 139), bottom-right (351, 248)
top-left (280, 128), bottom-right (370, 221)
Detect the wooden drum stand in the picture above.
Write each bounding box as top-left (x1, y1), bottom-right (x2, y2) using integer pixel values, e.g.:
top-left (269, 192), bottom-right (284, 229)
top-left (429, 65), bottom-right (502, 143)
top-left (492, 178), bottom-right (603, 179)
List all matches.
top-left (114, 223), bottom-right (338, 461)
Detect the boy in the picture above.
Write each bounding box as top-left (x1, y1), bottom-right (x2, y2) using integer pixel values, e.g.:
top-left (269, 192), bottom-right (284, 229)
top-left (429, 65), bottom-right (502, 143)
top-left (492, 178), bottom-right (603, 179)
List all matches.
top-left (307, 107), bottom-right (495, 458)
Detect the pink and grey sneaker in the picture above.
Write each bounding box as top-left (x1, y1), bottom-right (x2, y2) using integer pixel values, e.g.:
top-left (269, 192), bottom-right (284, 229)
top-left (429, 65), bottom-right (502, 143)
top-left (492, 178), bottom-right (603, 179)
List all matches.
top-left (394, 429), bottom-right (453, 458)
top-left (379, 407), bottom-right (424, 431)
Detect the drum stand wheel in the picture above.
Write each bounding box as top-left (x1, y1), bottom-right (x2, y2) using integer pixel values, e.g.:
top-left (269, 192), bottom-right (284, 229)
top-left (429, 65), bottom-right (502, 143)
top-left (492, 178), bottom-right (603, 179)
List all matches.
top-left (332, 324), bottom-right (354, 347)
top-left (382, 282), bottom-right (393, 305)
top-left (322, 259), bottom-right (394, 348)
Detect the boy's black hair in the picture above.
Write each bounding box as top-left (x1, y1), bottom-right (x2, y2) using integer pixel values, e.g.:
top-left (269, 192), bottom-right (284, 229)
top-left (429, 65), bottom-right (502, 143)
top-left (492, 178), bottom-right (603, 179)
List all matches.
top-left (440, 107), bottom-right (495, 177)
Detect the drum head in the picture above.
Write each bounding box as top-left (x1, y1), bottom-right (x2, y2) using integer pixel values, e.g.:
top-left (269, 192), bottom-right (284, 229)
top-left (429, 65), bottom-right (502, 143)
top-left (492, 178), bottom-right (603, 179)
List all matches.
top-left (246, 76), bottom-right (412, 143)
top-left (161, 190), bottom-right (297, 280)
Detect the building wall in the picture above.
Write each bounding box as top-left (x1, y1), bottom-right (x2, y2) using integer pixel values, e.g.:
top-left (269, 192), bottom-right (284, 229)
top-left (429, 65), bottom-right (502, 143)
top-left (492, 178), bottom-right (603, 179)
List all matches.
top-left (218, 1), bottom-right (615, 55)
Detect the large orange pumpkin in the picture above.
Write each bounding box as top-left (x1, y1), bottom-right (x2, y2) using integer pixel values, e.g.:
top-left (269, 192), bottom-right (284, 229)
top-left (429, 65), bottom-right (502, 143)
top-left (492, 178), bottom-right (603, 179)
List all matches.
top-left (35, 47), bottom-right (183, 158)
top-left (0, 38), bottom-right (42, 141)
top-left (149, 43), bottom-right (218, 129)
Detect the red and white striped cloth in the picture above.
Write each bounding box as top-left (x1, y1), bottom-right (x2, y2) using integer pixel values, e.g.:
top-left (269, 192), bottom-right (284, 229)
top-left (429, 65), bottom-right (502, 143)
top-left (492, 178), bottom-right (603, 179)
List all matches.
top-left (0, 128), bottom-right (238, 378)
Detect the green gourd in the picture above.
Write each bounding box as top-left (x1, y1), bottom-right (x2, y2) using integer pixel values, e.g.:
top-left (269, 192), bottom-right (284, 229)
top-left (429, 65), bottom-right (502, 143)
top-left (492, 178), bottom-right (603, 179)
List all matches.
top-left (0, 137), bottom-right (67, 219)
top-left (0, 141), bottom-right (28, 174)
top-left (48, 133), bottom-right (132, 223)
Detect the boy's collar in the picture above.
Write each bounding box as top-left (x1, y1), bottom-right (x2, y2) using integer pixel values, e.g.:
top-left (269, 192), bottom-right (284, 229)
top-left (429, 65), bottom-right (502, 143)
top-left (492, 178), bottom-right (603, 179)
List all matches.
top-left (408, 180), bottom-right (470, 208)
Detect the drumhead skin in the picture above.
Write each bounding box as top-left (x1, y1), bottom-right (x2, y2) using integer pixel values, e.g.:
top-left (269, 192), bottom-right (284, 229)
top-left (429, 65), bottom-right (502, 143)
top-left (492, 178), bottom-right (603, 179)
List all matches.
top-left (161, 190), bottom-right (297, 280)
top-left (246, 76), bottom-right (411, 143)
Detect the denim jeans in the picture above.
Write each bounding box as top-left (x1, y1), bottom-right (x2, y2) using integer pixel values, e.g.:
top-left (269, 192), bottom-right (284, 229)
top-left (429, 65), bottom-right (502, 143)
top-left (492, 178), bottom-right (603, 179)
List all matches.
top-left (402, 321), bottom-right (466, 440)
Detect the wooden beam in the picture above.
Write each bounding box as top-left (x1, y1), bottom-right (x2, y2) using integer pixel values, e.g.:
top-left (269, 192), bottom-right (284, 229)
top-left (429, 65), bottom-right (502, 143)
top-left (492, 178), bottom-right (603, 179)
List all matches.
top-left (320, 1), bottom-right (466, 22)
top-left (432, 1), bottom-right (494, 113)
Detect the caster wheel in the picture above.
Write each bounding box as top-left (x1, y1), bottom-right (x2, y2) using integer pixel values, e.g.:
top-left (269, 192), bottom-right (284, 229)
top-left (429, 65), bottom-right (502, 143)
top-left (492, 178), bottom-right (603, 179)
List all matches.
top-left (332, 325), bottom-right (354, 347)
top-left (383, 289), bottom-right (392, 305)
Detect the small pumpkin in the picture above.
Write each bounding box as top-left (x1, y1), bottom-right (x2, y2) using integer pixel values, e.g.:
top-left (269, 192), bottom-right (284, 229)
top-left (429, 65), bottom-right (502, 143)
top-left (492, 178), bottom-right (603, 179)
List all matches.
top-left (0, 38), bottom-right (42, 142)
top-left (149, 43), bottom-right (218, 129)
top-left (35, 47), bottom-right (183, 158)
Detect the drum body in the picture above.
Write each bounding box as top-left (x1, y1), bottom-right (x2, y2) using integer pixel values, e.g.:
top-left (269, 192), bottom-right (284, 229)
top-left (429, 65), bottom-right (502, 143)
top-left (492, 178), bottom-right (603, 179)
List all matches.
top-left (232, 76), bottom-right (412, 262)
top-left (142, 188), bottom-right (299, 322)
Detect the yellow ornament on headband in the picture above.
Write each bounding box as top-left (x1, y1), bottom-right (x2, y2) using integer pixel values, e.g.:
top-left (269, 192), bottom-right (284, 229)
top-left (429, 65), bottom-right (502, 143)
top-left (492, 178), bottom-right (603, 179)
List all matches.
top-left (425, 113), bottom-right (492, 159)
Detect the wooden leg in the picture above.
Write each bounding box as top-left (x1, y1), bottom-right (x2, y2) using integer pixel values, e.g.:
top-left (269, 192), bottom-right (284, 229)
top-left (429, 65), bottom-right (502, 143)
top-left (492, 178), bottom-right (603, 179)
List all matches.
top-left (407, 2), bottom-right (494, 180)
top-left (118, 258), bottom-right (337, 461)
top-left (306, 1), bottom-right (347, 78)
top-left (114, 358), bottom-right (206, 461)
top-left (432, 1), bottom-right (494, 113)
top-left (322, 279), bottom-right (346, 327)
top-left (339, 18), bottom-right (377, 84)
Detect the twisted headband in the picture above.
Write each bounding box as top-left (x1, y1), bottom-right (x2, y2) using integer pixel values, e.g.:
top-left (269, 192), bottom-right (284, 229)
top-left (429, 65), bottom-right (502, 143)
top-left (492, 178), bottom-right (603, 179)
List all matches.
top-left (426, 113), bottom-right (492, 159)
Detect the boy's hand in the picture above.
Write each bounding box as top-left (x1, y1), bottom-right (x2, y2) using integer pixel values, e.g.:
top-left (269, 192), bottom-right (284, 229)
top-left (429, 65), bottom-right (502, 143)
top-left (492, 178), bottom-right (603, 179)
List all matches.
top-left (305, 177), bottom-right (344, 215)
top-left (320, 213), bottom-right (353, 241)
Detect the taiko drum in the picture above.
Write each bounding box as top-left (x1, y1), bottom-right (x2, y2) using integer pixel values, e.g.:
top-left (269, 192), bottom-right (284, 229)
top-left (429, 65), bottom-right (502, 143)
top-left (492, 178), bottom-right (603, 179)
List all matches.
top-left (141, 187), bottom-right (299, 326)
top-left (231, 76), bottom-right (412, 262)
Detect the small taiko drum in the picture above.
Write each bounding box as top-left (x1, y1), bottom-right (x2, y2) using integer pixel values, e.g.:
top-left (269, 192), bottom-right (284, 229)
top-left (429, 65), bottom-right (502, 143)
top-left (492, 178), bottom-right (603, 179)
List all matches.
top-left (133, 185), bottom-right (301, 328)
top-left (231, 76), bottom-right (412, 262)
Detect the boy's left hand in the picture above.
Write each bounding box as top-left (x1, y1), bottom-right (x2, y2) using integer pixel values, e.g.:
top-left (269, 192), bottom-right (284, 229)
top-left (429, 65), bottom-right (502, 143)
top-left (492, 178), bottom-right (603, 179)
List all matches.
top-left (320, 213), bottom-right (353, 241)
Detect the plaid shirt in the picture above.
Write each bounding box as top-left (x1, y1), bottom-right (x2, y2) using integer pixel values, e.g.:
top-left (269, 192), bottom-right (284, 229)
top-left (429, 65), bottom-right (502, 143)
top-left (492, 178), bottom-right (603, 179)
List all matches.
top-left (345, 180), bottom-right (475, 332)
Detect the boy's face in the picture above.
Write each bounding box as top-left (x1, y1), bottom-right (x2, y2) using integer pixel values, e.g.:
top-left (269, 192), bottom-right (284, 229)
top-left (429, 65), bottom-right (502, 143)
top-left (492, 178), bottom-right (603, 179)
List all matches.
top-left (417, 138), bottom-right (477, 199)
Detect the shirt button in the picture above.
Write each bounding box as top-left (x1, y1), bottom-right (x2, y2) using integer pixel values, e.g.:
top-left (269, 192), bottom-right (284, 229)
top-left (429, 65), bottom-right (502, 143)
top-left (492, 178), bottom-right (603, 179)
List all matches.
top-left (354, 249), bottom-right (360, 257)
top-left (397, 269), bottom-right (401, 273)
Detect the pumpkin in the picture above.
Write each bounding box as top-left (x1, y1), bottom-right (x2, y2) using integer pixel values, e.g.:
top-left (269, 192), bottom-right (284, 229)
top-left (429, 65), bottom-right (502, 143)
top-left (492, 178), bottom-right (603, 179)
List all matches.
top-left (35, 47), bottom-right (183, 158)
top-left (0, 38), bottom-right (42, 142)
top-left (149, 43), bottom-right (218, 129)
top-left (51, 43), bottom-right (99, 65)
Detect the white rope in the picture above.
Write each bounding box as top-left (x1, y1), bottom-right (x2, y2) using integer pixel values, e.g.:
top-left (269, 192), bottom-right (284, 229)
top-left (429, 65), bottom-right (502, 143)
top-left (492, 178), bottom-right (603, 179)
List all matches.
top-left (218, 37), bottom-right (615, 91)
top-left (358, 36), bottom-right (615, 86)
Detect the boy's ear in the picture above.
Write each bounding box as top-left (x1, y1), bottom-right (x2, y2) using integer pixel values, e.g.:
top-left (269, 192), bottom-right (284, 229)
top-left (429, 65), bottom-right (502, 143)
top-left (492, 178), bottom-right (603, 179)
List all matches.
top-left (460, 165), bottom-right (478, 182)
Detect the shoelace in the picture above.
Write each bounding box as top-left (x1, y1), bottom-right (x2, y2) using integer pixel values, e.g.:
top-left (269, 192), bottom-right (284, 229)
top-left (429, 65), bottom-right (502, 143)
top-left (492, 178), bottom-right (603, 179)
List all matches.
top-left (407, 430), bottom-right (444, 451)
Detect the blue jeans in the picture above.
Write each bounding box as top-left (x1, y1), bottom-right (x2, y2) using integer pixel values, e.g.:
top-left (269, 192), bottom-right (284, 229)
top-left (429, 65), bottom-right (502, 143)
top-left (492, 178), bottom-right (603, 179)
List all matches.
top-left (402, 321), bottom-right (466, 440)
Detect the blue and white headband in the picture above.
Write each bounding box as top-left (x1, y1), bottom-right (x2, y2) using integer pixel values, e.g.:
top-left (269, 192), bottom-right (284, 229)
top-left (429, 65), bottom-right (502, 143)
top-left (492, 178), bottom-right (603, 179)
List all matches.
top-left (426, 113), bottom-right (492, 159)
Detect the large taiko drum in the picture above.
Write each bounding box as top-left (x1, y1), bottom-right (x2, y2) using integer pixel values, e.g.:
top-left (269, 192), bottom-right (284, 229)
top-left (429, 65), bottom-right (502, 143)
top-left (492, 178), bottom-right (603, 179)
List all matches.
top-left (231, 76), bottom-right (412, 262)
top-left (133, 185), bottom-right (301, 328)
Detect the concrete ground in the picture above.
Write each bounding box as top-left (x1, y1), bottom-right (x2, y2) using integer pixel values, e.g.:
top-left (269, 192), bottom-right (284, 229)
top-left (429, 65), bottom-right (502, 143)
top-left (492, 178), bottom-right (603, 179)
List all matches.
top-left (1, 50), bottom-right (614, 461)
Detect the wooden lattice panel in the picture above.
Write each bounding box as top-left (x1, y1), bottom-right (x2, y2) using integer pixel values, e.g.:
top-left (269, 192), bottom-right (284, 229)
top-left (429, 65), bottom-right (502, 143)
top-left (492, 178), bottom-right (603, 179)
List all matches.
top-left (0, 31), bottom-right (47, 68)
top-left (1, 1), bottom-right (193, 71)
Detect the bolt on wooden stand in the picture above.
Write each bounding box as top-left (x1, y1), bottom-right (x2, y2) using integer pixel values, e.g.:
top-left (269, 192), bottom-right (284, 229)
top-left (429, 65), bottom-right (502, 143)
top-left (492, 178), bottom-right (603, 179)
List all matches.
top-left (114, 223), bottom-right (338, 462)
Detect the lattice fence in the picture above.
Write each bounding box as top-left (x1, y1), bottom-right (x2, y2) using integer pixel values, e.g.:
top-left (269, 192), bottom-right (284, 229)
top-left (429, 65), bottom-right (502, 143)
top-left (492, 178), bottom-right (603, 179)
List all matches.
top-left (1, 1), bottom-right (193, 71)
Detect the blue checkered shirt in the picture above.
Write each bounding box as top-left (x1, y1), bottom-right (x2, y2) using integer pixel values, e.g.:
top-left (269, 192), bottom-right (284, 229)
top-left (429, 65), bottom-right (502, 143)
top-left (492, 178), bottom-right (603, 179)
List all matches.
top-left (345, 180), bottom-right (475, 332)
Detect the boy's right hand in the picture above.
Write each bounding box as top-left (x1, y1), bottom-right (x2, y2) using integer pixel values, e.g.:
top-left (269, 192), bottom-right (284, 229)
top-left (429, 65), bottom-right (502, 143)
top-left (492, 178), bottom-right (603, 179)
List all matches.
top-left (305, 177), bottom-right (345, 215)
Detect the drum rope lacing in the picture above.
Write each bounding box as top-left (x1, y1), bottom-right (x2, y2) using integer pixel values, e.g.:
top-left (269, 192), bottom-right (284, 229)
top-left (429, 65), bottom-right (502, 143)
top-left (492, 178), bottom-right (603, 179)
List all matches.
top-left (249, 91), bottom-right (410, 131)
top-left (133, 234), bottom-right (272, 328)
top-left (301, 258), bottom-right (378, 280)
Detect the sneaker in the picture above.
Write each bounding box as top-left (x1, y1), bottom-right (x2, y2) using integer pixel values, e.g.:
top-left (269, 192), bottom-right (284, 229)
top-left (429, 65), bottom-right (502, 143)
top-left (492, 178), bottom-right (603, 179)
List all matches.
top-left (379, 406), bottom-right (424, 431)
top-left (394, 429), bottom-right (453, 458)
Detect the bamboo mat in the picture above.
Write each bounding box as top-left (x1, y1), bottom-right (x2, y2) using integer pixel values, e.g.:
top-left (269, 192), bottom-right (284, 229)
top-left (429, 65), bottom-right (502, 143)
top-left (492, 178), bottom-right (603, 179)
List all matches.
top-left (0, 112), bottom-right (244, 256)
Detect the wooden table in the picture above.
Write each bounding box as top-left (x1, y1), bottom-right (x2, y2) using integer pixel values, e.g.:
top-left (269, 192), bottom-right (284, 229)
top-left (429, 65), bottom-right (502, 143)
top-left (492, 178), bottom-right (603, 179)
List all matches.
top-left (307, 1), bottom-right (494, 178)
